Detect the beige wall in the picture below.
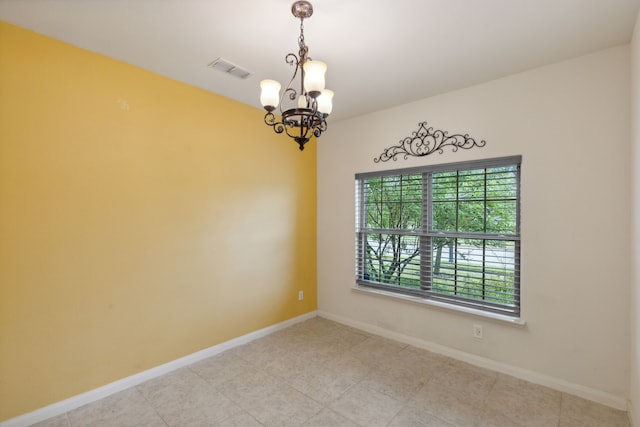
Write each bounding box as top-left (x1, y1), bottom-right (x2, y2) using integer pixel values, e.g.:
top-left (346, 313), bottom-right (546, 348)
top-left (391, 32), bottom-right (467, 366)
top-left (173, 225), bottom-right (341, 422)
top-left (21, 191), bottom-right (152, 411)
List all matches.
top-left (631, 9), bottom-right (640, 426)
top-left (318, 45), bottom-right (630, 407)
top-left (0, 21), bottom-right (317, 421)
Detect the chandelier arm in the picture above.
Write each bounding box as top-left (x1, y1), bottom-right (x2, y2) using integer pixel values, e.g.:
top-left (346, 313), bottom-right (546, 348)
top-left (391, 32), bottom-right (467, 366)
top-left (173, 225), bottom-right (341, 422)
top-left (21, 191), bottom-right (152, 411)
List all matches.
top-left (280, 54), bottom-right (302, 110)
top-left (313, 116), bottom-right (327, 137)
top-left (264, 112), bottom-right (285, 134)
top-left (285, 53), bottom-right (299, 71)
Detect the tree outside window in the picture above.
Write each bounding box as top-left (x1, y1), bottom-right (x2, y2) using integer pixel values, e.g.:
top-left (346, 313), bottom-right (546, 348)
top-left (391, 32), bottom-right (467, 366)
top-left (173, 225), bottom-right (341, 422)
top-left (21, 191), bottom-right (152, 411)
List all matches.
top-left (356, 156), bottom-right (521, 316)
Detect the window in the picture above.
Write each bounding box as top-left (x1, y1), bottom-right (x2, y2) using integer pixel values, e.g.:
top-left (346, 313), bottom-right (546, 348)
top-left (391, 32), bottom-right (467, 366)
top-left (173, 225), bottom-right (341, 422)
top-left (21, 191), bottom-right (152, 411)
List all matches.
top-left (355, 156), bottom-right (521, 317)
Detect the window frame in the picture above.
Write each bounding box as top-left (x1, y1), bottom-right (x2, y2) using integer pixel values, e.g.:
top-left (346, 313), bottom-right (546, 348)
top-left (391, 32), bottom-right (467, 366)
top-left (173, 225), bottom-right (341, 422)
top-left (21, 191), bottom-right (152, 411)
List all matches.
top-left (355, 156), bottom-right (522, 317)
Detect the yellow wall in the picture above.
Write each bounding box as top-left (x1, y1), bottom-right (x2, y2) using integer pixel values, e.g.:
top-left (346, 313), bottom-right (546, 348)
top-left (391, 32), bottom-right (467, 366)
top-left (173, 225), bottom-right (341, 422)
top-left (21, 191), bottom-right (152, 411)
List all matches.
top-left (0, 21), bottom-right (317, 421)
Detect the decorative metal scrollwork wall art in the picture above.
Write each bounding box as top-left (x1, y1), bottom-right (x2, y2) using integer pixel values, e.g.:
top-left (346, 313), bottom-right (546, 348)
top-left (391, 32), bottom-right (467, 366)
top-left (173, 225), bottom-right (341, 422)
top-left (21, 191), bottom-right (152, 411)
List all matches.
top-left (373, 121), bottom-right (486, 163)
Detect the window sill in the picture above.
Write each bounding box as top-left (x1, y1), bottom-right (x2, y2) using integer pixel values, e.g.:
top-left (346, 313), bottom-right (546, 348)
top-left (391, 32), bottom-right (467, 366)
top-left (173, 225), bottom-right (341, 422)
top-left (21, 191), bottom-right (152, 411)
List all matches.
top-left (352, 285), bottom-right (527, 327)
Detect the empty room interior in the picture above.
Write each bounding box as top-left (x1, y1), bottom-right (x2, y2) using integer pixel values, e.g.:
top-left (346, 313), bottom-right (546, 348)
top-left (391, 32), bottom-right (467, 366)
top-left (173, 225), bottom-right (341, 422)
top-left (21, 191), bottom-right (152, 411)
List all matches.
top-left (2, 0), bottom-right (640, 426)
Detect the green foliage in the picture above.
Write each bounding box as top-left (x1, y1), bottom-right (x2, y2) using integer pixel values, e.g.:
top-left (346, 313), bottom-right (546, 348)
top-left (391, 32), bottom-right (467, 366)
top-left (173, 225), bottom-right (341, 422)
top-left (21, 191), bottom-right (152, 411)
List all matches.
top-left (364, 175), bottom-right (422, 230)
top-left (362, 166), bottom-right (518, 308)
top-left (432, 168), bottom-right (517, 234)
top-left (363, 174), bottom-right (422, 286)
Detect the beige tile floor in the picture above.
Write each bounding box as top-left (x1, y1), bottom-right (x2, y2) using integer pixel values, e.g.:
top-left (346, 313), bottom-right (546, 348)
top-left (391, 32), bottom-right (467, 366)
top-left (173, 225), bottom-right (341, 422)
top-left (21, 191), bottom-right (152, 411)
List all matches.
top-left (31, 317), bottom-right (630, 427)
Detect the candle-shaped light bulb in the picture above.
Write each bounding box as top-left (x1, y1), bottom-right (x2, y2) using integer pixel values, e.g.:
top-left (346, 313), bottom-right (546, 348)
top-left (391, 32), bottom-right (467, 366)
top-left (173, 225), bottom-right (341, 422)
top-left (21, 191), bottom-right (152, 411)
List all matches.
top-left (298, 95), bottom-right (308, 109)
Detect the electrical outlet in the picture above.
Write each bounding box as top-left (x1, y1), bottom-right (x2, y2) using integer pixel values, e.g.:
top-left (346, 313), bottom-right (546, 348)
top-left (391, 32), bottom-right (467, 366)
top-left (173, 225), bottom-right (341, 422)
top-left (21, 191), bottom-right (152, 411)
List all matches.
top-left (473, 324), bottom-right (483, 339)
top-left (298, 290), bottom-right (304, 301)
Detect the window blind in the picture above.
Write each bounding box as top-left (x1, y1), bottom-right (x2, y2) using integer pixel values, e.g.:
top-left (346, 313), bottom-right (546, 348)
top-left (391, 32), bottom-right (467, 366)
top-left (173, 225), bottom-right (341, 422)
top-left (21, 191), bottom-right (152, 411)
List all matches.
top-left (355, 156), bottom-right (521, 316)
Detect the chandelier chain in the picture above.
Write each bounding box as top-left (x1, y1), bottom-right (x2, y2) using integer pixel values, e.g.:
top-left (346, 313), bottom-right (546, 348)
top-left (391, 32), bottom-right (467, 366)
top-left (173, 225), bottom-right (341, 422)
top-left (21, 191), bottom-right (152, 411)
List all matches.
top-left (298, 18), bottom-right (308, 61)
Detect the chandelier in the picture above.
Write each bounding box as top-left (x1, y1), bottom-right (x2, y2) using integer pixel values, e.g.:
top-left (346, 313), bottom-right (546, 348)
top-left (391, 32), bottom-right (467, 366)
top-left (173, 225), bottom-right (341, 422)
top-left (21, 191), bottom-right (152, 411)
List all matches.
top-left (260, 1), bottom-right (333, 151)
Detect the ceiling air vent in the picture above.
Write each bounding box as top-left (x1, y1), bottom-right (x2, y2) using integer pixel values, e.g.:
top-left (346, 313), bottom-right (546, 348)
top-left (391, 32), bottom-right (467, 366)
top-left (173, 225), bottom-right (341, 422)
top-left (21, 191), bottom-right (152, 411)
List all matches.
top-left (208, 58), bottom-right (251, 79)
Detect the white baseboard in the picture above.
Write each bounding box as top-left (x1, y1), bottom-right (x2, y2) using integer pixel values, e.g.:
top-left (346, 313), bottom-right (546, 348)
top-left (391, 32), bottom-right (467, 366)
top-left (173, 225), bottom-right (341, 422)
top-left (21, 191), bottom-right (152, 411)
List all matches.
top-left (0, 311), bottom-right (317, 427)
top-left (317, 310), bottom-right (629, 411)
top-left (629, 401), bottom-right (637, 427)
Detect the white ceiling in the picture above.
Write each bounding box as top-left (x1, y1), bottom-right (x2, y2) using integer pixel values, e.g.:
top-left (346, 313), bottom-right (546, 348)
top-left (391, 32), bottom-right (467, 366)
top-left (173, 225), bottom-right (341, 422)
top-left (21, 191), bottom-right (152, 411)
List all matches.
top-left (1, 0), bottom-right (639, 122)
